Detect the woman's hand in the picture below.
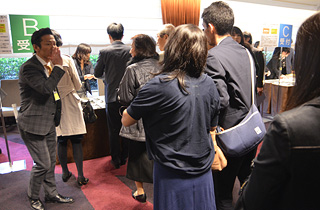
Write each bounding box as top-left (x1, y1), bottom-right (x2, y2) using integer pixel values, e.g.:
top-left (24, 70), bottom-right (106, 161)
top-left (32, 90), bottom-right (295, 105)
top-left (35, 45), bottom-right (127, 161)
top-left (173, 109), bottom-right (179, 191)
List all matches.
top-left (84, 74), bottom-right (96, 80)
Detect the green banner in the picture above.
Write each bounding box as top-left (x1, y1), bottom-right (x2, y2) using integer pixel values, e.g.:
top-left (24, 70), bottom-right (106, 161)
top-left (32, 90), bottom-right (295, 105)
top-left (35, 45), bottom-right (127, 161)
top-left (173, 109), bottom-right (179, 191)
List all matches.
top-left (9, 15), bottom-right (50, 53)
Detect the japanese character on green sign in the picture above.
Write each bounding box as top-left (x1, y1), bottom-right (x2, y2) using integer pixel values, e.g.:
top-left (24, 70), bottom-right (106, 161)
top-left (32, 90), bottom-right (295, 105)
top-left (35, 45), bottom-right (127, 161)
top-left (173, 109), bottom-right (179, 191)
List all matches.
top-left (9, 15), bottom-right (50, 53)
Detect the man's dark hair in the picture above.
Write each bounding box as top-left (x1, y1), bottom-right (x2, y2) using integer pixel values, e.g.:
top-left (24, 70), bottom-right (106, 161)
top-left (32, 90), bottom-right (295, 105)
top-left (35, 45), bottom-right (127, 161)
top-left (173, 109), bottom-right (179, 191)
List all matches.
top-left (51, 29), bottom-right (63, 47)
top-left (31, 27), bottom-right (53, 52)
top-left (254, 41), bottom-right (260, 48)
top-left (201, 1), bottom-right (234, 36)
top-left (107, 23), bottom-right (124, 40)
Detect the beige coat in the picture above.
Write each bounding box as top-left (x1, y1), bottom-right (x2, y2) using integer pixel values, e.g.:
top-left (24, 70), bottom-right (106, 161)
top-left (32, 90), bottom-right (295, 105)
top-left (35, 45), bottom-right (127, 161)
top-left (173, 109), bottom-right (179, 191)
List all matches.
top-left (56, 55), bottom-right (86, 136)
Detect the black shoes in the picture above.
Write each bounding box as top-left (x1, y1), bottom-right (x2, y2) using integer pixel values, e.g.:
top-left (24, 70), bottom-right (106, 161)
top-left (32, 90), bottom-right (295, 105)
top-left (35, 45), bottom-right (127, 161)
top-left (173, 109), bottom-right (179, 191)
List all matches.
top-left (62, 172), bottom-right (88, 186)
top-left (62, 172), bottom-right (72, 182)
top-left (29, 198), bottom-right (45, 210)
top-left (111, 160), bottom-right (120, 169)
top-left (45, 194), bottom-right (74, 203)
top-left (111, 158), bottom-right (127, 169)
top-left (132, 190), bottom-right (147, 203)
top-left (77, 177), bottom-right (89, 186)
top-left (28, 194), bottom-right (73, 209)
top-left (120, 159), bottom-right (127, 166)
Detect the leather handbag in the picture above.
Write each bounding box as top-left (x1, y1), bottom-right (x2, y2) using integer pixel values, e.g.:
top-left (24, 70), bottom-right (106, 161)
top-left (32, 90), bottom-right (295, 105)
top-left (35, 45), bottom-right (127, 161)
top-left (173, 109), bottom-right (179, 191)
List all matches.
top-left (211, 131), bottom-right (227, 171)
top-left (81, 100), bottom-right (97, 123)
top-left (216, 49), bottom-right (266, 157)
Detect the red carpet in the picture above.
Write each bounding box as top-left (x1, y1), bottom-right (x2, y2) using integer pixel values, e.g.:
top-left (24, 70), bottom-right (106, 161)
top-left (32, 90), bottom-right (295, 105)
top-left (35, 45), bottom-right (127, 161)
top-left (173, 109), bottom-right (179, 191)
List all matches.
top-left (0, 136), bottom-right (153, 210)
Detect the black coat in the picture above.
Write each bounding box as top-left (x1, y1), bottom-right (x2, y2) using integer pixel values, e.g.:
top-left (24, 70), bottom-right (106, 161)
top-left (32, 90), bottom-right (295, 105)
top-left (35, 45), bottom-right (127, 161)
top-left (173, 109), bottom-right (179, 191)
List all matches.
top-left (94, 41), bottom-right (131, 103)
top-left (235, 96), bottom-right (320, 210)
top-left (205, 36), bottom-right (253, 129)
top-left (117, 57), bottom-right (160, 141)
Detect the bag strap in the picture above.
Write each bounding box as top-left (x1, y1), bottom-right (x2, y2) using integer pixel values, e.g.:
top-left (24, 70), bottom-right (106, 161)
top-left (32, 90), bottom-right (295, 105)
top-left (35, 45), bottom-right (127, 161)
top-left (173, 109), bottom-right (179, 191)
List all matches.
top-left (245, 48), bottom-right (255, 106)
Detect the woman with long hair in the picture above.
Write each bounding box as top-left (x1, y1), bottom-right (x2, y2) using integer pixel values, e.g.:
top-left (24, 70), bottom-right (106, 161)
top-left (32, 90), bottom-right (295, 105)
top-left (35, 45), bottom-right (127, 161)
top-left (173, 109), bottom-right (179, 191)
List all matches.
top-left (235, 12), bottom-right (320, 210)
top-left (52, 30), bottom-right (89, 187)
top-left (122, 24), bottom-right (220, 210)
top-left (72, 43), bottom-right (95, 98)
top-left (117, 34), bottom-right (160, 203)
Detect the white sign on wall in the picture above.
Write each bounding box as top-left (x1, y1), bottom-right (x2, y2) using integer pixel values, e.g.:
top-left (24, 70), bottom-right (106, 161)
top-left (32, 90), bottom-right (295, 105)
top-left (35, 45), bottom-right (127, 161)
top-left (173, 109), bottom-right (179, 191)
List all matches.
top-left (0, 15), bottom-right (12, 54)
top-left (260, 24), bottom-right (293, 48)
top-left (260, 25), bottom-right (278, 48)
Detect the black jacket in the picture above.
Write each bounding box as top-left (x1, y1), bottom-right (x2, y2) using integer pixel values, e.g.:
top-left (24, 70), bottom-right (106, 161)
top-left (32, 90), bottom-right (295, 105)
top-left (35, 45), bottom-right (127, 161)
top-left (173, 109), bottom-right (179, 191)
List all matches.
top-left (205, 37), bottom-right (253, 129)
top-left (117, 57), bottom-right (160, 141)
top-left (235, 96), bottom-right (320, 210)
top-left (94, 41), bottom-right (131, 103)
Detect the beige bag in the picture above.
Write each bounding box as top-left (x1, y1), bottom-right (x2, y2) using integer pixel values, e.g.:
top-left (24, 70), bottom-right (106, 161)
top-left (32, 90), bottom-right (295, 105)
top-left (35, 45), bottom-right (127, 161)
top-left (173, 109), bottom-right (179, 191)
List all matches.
top-left (211, 130), bottom-right (227, 171)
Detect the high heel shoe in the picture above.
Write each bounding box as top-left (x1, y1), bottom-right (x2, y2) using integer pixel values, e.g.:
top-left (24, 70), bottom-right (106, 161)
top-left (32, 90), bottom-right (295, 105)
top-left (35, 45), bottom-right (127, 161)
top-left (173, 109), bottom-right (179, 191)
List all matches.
top-left (132, 190), bottom-right (147, 203)
top-left (62, 172), bottom-right (72, 182)
top-left (77, 177), bottom-right (89, 186)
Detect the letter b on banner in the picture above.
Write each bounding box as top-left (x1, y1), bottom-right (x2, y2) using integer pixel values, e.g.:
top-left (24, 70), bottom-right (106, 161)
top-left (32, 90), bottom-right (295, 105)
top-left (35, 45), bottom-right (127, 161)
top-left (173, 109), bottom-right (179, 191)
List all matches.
top-left (9, 15), bottom-right (50, 53)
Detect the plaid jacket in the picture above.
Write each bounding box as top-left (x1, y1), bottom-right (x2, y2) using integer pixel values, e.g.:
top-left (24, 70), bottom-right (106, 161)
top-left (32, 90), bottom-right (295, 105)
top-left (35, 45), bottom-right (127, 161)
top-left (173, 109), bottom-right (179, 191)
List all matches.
top-left (17, 55), bottom-right (65, 135)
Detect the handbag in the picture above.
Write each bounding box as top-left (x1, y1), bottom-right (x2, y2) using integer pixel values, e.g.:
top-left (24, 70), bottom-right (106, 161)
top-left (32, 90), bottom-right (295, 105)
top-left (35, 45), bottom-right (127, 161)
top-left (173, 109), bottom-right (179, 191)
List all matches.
top-left (211, 131), bottom-right (227, 171)
top-left (216, 49), bottom-right (266, 157)
top-left (81, 100), bottom-right (97, 123)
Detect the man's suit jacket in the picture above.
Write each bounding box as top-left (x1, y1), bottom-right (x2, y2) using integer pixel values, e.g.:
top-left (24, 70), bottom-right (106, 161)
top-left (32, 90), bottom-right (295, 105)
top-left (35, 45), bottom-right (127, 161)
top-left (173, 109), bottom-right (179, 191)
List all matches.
top-left (251, 47), bottom-right (265, 88)
top-left (18, 55), bottom-right (65, 135)
top-left (205, 36), bottom-right (253, 129)
top-left (94, 41), bottom-right (131, 103)
top-left (266, 47), bottom-right (294, 79)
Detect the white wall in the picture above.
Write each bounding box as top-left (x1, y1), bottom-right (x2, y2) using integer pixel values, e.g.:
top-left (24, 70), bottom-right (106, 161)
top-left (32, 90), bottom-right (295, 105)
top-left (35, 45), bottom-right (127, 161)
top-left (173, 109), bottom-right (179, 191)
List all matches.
top-left (200, 0), bottom-right (316, 46)
top-left (2, 0), bottom-right (163, 56)
top-left (2, 0), bottom-right (317, 57)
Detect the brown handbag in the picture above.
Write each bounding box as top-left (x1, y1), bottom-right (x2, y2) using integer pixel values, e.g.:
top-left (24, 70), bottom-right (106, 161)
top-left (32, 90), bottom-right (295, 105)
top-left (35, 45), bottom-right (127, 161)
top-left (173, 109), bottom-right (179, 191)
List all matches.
top-left (211, 130), bottom-right (227, 171)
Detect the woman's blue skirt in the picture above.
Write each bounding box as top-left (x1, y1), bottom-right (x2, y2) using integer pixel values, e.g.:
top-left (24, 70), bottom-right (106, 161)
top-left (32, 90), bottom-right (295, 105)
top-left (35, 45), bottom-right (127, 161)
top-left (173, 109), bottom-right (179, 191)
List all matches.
top-left (153, 162), bottom-right (216, 210)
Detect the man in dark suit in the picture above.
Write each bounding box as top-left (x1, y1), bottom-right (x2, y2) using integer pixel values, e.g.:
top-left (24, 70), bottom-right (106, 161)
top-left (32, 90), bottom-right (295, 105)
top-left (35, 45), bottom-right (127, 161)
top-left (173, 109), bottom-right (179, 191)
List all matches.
top-left (94, 23), bottom-right (131, 169)
top-left (202, 2), bottom-right (256, 210)
top-left (18, 28), bottom-right (74, 210)
top-left (266, 47), bottom-right (293, 79)
top-left (243, 31), bottom-right (265, 96)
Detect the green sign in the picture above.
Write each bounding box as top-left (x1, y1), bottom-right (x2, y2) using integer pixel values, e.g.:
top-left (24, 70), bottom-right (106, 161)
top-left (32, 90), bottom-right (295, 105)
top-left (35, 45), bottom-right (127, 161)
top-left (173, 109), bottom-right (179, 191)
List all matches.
top-left (9, 15), bottom-right (50, 53)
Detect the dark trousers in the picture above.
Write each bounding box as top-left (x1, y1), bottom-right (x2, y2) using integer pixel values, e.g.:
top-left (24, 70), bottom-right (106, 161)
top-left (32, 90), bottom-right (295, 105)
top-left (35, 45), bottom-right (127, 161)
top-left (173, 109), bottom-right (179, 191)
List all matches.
top-left (105, 102), bottom-right (128, 164)
top-left (19, 124), bottom-right (58, 199)
top-left (213, 149), bottom-right (256, 210)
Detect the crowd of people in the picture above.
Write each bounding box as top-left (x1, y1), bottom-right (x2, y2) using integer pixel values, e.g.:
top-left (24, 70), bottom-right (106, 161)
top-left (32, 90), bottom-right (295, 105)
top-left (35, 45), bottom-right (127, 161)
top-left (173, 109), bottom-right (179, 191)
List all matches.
top-left (16, 1), bottom-right (320, 210)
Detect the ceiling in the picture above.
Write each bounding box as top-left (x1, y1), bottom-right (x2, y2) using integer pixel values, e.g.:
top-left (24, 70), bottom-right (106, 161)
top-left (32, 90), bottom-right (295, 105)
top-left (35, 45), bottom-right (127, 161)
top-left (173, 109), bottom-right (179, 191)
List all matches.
top-left (230, 0), bottom-right (320, 10)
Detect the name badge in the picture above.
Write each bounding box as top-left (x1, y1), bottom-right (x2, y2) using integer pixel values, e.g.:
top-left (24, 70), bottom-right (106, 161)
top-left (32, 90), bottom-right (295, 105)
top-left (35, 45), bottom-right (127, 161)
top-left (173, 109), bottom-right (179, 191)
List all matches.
top-left (53, 91), bottom-right (60, 101)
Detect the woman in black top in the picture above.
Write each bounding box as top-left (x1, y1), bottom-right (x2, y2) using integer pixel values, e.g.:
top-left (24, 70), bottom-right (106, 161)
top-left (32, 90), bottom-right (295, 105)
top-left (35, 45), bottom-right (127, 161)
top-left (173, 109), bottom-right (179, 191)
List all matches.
top-left (72, 43), bottom-right (95, 98)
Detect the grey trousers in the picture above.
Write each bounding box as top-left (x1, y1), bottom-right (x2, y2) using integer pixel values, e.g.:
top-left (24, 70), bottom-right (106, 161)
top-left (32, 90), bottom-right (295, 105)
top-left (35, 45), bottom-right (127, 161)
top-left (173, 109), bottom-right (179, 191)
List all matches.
top-left (19, 125), bottom-right (58, 199)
